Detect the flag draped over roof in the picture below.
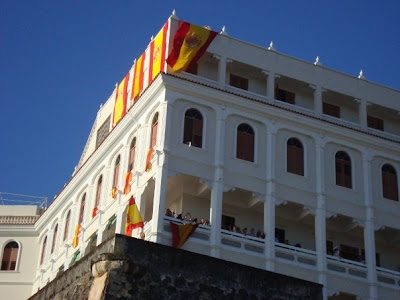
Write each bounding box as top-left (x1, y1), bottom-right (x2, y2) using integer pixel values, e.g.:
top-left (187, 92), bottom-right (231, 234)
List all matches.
top-left (131, 52), bottom-right (146, 101)
top-left (123, 172), bottom-right (132, 195)
top-left (149, 21), bottom-right (169, 82)
top-left (72, 224), bottom-right (81, 248)
top-left (112, 73), bottom-right (130, 126)
top-left (170, 222), bottom-right (198, 248)
top-left (125, 196), bottom-right (144, 236)
top-left (166, 21), bottom-right (218, 73)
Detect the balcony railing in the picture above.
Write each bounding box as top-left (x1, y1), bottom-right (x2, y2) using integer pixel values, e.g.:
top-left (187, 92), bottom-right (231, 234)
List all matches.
top-left (327, 255), bottom-right (367, 279)
top-left (377, 267), bottom-right (400, 287)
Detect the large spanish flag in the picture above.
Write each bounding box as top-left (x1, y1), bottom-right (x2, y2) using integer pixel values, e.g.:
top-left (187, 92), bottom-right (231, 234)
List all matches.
top-left (149, 21), bottom-right (169, 82)
top-left (170, 222), bottom-right (198, 248)
top-left (125, 196), bottom-right (144, 236)
top-left (167, 21), bottom-right (218, 73)
top-left (130, 52), bottom-right (146, 102)
top-left (112, 73), bottom-right (130, 126)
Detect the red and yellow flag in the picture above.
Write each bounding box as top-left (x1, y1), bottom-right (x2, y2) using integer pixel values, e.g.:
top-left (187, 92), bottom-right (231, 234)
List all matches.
top-left (72, 224), bottom-right (81, 248)
top-left (131, 52), bottom-right (146, 102)
top-left (149, 21), bottom-right (169, 83)
top-left (92, 207), bottom-right (98, 219)
top-left (123, 172), bottom-right (132, 195)
top-left (111, 187), bottom-right (117, 199)
top-left (166, 21), bottom-right (218, 73)
top-left (112, 73), bottom-right (130, 126)
top-left (125, 196), bottom-right (144, 236)
top-left (145, 148), bottom-right (153, 172)
top-left (170, 222), bottom-right (198, 248)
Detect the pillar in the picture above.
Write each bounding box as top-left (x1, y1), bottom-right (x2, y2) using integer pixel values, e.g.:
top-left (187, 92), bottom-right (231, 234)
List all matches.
top-left (357, 99), bottom-right (368, 130)
top-left (362, 151), bottom-right (378, 300)
top-left (262, 70), bottom-right (275, 103)
top-left (209, 106), bottom-right (227, 258)
top-left (264, 125), bottom-right (277, 271)
top-left (315, 136), bottom-right (328, 300)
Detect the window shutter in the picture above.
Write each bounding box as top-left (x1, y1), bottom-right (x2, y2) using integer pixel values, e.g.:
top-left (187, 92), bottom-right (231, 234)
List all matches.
top-left (192, 118), bottom-right (203, 147)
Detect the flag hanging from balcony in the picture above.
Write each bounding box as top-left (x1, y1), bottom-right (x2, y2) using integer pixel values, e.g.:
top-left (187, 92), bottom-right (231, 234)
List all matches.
top-left (149, 21), bottom-right (169, 82)
top-left (145, 148), bottom-right (153, 172)
top-left (111, 187), bottom-right (117, 199)
top-left (125, 196), bottom-right (144, 236)
top-left (72, 224), bottom-right (81, 248)
top-left (166, 21), bottom-right (218, 73)
top-left (112, 73), bottom-right (130, 127)
top-left (123, 172), bottom-right (132, 195)
top-left (92, 207), bottom-right (98, 218)
top-left (131, 52), bottom-right (146, 101)
top-left (170, 222), bottom-right (198, 248)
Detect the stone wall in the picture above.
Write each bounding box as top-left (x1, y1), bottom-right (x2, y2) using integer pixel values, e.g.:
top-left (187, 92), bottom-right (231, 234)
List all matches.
top-left (30, 234), bottom-right (322, 299)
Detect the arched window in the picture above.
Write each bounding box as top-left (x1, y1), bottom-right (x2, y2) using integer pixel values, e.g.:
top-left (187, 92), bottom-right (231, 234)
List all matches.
top-left (95, 175), bottom-right (102, 208)
top-left (128, 138), bottom-right (136, 172)
top-left (236, 123), bottom-right (255, 162)
top-left (287, 138), bottom-right (304, 176)
top-left (335, 151), bottom-right (352, 188)
top-left (78, 194), bottom-right (86, 225)
top-left (382, 164), bottom-right (398, 201)
top-left (40, 236), bottom-right (47, 265)
top-left (63, 211), bottom-right (71, 241)
top-left (1, 241), bottom-right (19, 270)
top-left (150, 113), bottom-right (158, 148)
top-left (51, 224), bottom-right (58, 254)
top-left (183, 109), bottom-right (203, 147)
top-left (113, 156), bottom-right (121, 188)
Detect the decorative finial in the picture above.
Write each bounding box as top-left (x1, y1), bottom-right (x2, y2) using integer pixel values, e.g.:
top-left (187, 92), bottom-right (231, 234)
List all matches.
top-left (220, 25), bottom-right (228, 35)
top-left (171, 9), bottom-right (178, 19)
top-left (358, 70), bottom-right (365, 79)
top-left (150, 35), bottom-right (154, 41)
top-left (268, 41), bottom-right (276, 51)
top-left (314, 56), bottom-right (322, 66)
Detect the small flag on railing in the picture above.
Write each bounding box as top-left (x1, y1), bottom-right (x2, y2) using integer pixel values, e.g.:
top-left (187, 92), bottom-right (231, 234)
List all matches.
top-left (170, 222), bottom-right (198, 248)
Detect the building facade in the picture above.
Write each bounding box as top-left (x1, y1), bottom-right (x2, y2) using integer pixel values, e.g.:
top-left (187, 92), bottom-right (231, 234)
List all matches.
top-left (1, 14), bottom-right (399, 300)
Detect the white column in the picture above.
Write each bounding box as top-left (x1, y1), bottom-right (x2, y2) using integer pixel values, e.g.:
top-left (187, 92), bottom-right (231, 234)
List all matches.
top-left (310, 85), bottom-right (323, 115)
top-left (362, 151), bottom-right (378, 300)
top-left (214, 55), bottom-right (228, 88)
top-left (264, 125), bottom-right (277, 271)
top-left (262, 70), bottom-right (275, 103)
top-left (315, 137), bottom-right (328, 300)
top-left (115, 203), bottom-right (127, 235)
top-left (209, 106), bottom-right (227, 258)
top-left (150, 100), bottom-right (172, 244)
top-left (357, 99), bottom-right (368, 129)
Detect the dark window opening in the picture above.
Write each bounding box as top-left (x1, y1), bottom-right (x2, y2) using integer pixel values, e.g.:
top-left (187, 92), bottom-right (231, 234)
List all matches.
top-left (287, 138), bottom-right (304, 176)
top-left (367, 115), bottom-right (384, 131)
top-left (323, 102), bottom-right (340, 118)
top-left (335, 151), bottom-right (352, 188)
top-left (183, 109), bottom-right (203, 148)
top-left (236, 123), bottom-right (255, 162)
top-left (275, 88), bottom-right (295, 104)
top-left (230, 74), bottom-right (248, 90)
top-left (382, 164), bottom-right (398, 201)
top-left (1, 241), bottom-right (19, 271)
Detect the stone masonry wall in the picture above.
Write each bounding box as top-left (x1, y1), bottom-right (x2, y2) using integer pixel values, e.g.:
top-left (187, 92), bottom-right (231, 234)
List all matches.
top-left (29, 234), bottom-right (322, 300)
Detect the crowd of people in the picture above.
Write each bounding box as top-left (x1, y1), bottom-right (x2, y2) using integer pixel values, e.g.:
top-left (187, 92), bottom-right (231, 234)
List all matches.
top-left (165, 208), bottom-right (210, 226)
top-left (222, 225), bottom-right (266, 239)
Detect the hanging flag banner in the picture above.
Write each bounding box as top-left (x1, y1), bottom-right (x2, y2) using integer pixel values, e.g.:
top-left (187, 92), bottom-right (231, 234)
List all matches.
top-left (123, 172), bottom-right (132, 195)
top-left (145, 148), bottom-right (153, 172)
top-left (112, 73), bottom-right (130, 126)
top-left (166, 21), bottom-right (217, 73)
top-left (131, 52), bottom-right (146, 101)
top-left (149, 21), bottom-right (169, 82)
top-left (72, 224), bottom-right (81, 248)
top-left (125, 196), bottom-right (144, 236)
top-left (170, 222), bottom-right (198, 248)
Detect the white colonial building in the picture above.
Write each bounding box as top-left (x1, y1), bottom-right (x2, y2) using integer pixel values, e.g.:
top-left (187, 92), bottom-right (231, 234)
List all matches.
top-left (1, 13), bottom-right (399, 300)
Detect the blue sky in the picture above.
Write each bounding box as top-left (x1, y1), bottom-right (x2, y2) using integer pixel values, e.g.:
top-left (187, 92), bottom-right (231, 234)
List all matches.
top-left (1, 1), bottom-right (399, 204)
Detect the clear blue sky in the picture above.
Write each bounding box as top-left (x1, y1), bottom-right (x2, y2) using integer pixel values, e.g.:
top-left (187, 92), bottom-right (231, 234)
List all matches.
top-left (1, 1), bottom-right (399, 204)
